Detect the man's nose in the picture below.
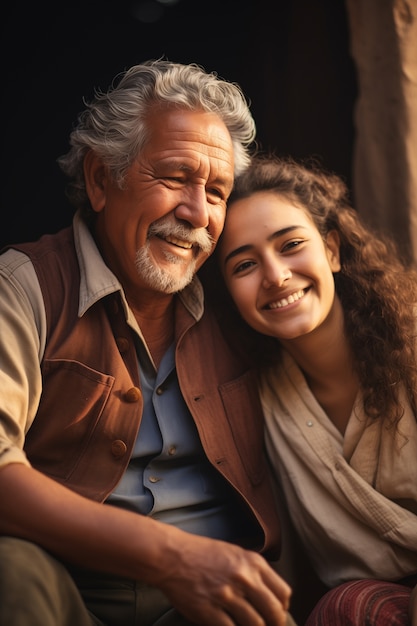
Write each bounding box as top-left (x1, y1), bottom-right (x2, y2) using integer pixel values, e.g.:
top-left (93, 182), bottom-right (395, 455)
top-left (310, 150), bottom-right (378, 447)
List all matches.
top-left (174, 186), bottom-right (210, 229)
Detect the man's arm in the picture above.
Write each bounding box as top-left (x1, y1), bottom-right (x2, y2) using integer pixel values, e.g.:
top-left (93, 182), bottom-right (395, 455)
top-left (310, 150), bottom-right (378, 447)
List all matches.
top-left (0, 463), bottom-right (292, 626)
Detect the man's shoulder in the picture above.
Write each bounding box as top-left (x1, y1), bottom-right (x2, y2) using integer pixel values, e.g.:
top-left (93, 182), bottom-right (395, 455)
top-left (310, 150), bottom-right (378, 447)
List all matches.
top-left (11, 225), bottom-right (75, 259)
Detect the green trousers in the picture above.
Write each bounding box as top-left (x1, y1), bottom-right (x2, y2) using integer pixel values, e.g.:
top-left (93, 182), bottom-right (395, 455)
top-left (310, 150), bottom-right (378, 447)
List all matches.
top-left (0, 537), bottom-right (297, 626)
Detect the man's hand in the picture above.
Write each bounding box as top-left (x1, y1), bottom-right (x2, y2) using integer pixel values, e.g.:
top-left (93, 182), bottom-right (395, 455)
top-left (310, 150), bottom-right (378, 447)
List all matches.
top-left (0, 465), bottom-right (292, 625)
top-left (154, 533), bottom-right (292, 626)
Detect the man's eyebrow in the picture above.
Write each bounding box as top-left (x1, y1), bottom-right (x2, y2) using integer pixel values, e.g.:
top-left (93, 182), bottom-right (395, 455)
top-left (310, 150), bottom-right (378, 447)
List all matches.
top-left (223, 226), bottom-right (302, 265)
top-left (157, 161), bottom-right (233, 187)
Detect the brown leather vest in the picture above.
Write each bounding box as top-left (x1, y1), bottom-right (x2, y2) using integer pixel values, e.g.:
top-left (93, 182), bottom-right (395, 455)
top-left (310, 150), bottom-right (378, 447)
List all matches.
top-left (13, 226), bottom-right (281, 558)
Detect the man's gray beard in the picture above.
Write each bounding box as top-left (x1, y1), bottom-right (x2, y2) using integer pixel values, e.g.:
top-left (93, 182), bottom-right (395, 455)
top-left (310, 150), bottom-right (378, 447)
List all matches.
top-left (135, 242), bottom-right (198, 294)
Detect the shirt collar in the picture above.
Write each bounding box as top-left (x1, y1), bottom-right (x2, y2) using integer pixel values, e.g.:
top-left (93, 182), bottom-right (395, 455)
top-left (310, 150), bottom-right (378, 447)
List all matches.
top-left (73, 211), bottom-right (204, 322)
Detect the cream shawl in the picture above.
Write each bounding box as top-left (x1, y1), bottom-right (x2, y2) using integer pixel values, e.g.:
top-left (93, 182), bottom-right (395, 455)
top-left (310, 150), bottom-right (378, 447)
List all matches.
top-left (262, 351), bottom-right (417, 586)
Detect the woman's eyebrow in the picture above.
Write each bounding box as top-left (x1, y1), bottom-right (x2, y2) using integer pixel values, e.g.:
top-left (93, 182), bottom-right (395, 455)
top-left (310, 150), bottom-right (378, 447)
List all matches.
top-left (223, 225), bottom-right (304, 265)
top-left (223, 244), bottom-right (253, 265)
top-left (267, 225), bottom-right (305, 241)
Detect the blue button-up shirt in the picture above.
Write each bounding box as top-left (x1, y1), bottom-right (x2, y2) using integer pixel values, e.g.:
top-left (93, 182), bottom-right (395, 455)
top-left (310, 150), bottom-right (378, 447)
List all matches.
top-left (107, 342), bottom-right (253, 542)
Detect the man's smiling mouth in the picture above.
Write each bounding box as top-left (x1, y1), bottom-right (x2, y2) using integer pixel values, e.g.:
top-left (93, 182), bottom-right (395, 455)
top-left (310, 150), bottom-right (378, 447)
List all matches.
top-left (159, 235), bottom-right (193, 249)
top-left (149, 218), bottom-right (213, 254)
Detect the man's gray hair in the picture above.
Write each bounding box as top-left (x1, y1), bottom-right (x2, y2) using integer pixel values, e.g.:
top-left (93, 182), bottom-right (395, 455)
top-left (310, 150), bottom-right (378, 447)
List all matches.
top-left (57, 59), bottom-right (256, 216)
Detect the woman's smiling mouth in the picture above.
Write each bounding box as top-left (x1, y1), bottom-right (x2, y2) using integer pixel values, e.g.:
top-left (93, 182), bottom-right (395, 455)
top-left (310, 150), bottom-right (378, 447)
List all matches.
top-left (265, 288), bottom-right (306, 310)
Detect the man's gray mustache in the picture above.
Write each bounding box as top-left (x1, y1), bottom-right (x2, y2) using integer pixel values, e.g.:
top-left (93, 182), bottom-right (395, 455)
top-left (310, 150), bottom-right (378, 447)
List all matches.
top-left (148, 222), bottom-right (214, 254)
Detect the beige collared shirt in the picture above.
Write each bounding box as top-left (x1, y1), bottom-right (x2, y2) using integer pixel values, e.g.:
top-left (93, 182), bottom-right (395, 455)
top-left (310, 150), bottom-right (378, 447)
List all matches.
top-left (262, 350), bottom-right (417, 587)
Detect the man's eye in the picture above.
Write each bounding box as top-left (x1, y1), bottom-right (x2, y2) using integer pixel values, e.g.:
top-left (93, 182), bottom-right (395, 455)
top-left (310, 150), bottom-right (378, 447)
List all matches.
top-left (207, 188), bottom-right (224, 201)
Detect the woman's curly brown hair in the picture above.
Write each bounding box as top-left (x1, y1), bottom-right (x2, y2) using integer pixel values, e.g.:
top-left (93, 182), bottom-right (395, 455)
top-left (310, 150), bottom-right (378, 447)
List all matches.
top-left (200, 153), bottom-right (417, 426)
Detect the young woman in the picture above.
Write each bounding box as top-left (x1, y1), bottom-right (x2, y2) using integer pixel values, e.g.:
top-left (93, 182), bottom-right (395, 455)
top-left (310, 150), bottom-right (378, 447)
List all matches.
top-left (206, 154), bottom-right (417, 625)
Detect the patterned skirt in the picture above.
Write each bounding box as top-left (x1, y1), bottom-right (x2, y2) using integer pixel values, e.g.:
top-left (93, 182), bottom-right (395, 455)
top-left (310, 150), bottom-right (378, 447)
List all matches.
top-left (305, 577), bottom-right (417, 626)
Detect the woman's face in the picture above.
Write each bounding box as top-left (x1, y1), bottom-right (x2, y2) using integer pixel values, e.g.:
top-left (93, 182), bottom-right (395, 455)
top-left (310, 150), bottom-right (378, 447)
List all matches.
top-left (218, 191), bottom-right (341, 341)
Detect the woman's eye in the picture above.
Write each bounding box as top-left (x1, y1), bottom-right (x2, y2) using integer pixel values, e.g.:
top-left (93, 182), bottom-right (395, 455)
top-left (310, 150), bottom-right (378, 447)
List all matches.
top-left (233, 260), bottom-right (255, 274)
top-left (282, 239), bottom-right (304, 252)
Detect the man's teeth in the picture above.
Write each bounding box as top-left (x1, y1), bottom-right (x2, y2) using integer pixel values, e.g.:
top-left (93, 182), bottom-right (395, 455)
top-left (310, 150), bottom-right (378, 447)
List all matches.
top-left (165, 236), bottom-right (193, 249)
top-left (268, 289), bottom-right (305, 309)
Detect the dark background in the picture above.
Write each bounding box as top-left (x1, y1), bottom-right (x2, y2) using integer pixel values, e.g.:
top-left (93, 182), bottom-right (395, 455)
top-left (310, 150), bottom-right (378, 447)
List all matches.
top-left (1, 0), bottom-right (357, 248)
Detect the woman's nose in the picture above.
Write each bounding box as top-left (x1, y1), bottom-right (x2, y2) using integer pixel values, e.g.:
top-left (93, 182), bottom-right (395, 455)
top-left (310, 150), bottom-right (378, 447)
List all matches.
top-left (262, 261), bottom-right (292, 289)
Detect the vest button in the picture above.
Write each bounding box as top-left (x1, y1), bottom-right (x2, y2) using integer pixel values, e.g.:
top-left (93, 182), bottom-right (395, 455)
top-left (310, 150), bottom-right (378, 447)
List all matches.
top-left (116, 337), bottom-right (130, 353)
top-left (124, 387), bottom-right (141, 402)
top-left (111, 439), bottom-right (127, 458)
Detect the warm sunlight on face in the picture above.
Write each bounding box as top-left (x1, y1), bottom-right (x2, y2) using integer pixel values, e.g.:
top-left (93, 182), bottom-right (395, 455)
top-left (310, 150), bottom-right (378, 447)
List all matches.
top-left (89, 109), bottom-right (234, 298)
top-left (218, 191), bottom-right (341, 341)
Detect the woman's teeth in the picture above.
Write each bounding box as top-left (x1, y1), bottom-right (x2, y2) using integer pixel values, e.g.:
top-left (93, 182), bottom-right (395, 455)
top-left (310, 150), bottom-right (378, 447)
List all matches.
top-left (267, 289), bottom-right (305, 309)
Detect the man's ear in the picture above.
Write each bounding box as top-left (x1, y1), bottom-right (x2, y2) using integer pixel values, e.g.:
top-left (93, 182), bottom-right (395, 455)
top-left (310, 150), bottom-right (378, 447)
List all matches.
top-left (326, 230), bottom-right (341, 272)
top-left (84, 150), bottom-right (107, 213)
